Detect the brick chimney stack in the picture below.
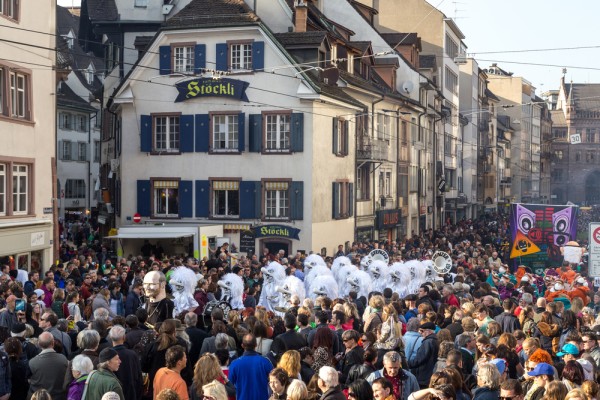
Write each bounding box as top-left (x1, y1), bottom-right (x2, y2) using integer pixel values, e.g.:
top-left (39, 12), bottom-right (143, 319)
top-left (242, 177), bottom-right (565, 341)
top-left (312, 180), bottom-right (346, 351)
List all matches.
top-left (294, 0), bottom-right (308, 33)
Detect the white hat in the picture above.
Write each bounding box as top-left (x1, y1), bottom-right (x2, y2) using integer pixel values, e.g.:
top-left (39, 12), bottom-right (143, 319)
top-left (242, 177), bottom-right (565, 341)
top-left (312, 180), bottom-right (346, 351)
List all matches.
top-left (554, 282), bottom-right (565, 291)
top-left (521, 276), bottom-right (530, 282)
top-left (499, 266), bottom-right (506, 274)
top-left (34, 289), bottom-right (44, 298)
top-left (576, 277), bottom-right (586, 285)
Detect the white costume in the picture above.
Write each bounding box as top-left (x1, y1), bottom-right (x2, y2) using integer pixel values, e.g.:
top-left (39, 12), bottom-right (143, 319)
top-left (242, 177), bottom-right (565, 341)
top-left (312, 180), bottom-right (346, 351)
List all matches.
top-left (405, 260), bottom-right (423, 294)
top-left (368, 260), bottom-right (390, 293)
top-left (169, 267), bottom-right (200, 316)
top-left (347, 270), bottom-right (372, 300)
top-left (309, 274), bottom-right (339, 300)
top-left (217, 273), bottom-right (244, 310)
top-left (338, 264), bottom-right (359, 298)
top-left (276, 275), bottom-right (306, 311)
top-left (304, 264), bottom-right (332, 293)
top-left (389, 262), bottom-right (410, 298)
top-left (258, 261), bottom-right (286, 312)
top-left (331, 256), bottom-right (353, 282)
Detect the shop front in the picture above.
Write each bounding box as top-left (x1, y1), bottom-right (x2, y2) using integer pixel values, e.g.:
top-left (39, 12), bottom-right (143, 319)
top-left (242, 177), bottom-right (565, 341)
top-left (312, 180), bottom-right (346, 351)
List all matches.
top-left (0, 220), bottom-right (53, 274)
top-left (376, 209), bottom-right (402, 242)
top-left (252, 224), bottom-right (301, 258)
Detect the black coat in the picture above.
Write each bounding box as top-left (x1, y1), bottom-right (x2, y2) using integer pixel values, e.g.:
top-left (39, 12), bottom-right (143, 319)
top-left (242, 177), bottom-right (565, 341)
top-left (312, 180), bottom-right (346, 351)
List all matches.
top-left (320, 387), bottom-right (347, 400)
top-left (408, 333), bottom-right (439, 386)
top-left (271, 330), bottom-right (308, 360)
top-left (113, 345), bottom-right (143, 400)
top-left (339, 346), bottom-right (364, 385)
top-left (186, 327), bottom-right (209, 367)
top-left (494, 312), bottom-right (521, 333)
top-left (473, 387), bottom-right (499, 400)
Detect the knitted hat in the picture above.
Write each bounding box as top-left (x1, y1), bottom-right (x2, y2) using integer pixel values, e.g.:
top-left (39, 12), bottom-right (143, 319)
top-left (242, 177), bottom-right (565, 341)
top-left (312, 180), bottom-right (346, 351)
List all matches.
top-left (101, 392), bottom-right (121, 400)
top-left (98, 347), bottom-right (119, 363)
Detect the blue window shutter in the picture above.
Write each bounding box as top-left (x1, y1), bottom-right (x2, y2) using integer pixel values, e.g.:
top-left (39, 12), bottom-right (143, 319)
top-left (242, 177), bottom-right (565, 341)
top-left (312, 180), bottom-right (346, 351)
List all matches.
top-left (252, 41), bottom-right (265, 71)
top-left (140, 115), bottom-right (152, 152)
top-left (332, 117), bottom-right (339, 154)
top-left (195, 180), bottom-right (210, 217)
top-left (332, 182), bottom-right (340, 219)
top-left (216, 43), bottom-right (228, 72)
top-left (238, 112), bottom-right (245, 152)
top-left (195, 114), bottom-right (209, 152)
top-left (254, 181), bottom-right (262, 218)
top-left (343, 120), bottom-right (349, 155)
top-left (348, 183), bottom-right (354, 217)
top-left (290, 113), bottom-right (304, 152)
top-left (180, 115), bottom-right (194, 152)
top-left (179, 180), bottom-right (193, 217)
top-left (240, 181), bottom-right (259, 219)
top-left (159, 46), bottom-right (171, 75)
top-left (137, 180), bottom-right (151, 217)
top-left (194, 44), bottom-right (206, 74)
top-left (248, 114), bottom-right (262, 152)
top-left (290, 181), bottom-right (304, 220)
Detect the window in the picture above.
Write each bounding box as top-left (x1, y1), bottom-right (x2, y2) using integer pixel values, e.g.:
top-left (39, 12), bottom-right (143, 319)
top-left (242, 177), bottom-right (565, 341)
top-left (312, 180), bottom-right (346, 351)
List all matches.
top-left (333, 117), bottom-right (349, 156)
top-left (587, 128), bottom-right (596, 143)
top-left (410, 165), bottom-right (419, 192)
top-left (265, 114), bottom-right (290, 152)
top-left (445, 34), bottom-right (458, 59)
top-left (10, 71), bottom-right (26, 118)
top-left (77, 115), bottom-right (87, 132)
top-left (551, 169), bottom-right (563, 182)
top-left (153, 180), bottom-right (179, 217)
top-left (154, 115), bottom-right (180, 152)
top-left (587, 151), bottom-right (595, 163)
top-left (134, 0), bottom-right (148, 6)
top-left (576, 151), bottom-right (581, 162)
top-left (173, 45), bottom-right (194, 73)
top-left (65, 179), bottom-right (86, 199)
top-left (0, 164), bottom-right (4, 215)
top-left (444, 66), bottom-right (458, 94)
top-left (398, 165), bottom-right (408, 202)
top-left (357, 165), bottom-right (370, 201)
top-left (78, 143), bottom-right (87, 161)
top-left (12, 164), bottom-right (27, 214)
top-left (212, 181), bottom-right (239, 218)
top-left (230, 43), bottom-right (252, 71)
top-left (212, 114), bottom-right (239, 152)
top-left (94, 141), bottom-right (101, 162)
top-left (332, 181), bottom-right (352, 219)
top-left (1, 0), bottom-right (18, 20)
top-left (264, 181), bottom-right (289, 219)
top-left (62, 140), bottom-right (72, 161)
top-left (379, 170), bottom-right (391, 197)
top-left (376, 113), bottom-right (391, 140)
top-left (86, 64), bottom-right (95, 85)
top-left (59, 113), bottom-right (72, 129)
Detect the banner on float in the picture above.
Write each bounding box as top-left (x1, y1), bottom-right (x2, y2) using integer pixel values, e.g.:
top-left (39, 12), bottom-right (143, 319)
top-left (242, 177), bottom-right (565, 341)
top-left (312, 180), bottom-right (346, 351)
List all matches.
top-left (509, 203), bottom-right (578, 271)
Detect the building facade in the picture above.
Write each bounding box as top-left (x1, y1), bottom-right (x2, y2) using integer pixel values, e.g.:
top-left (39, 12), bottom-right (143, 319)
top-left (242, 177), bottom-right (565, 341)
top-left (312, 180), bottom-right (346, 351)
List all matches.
top-left (0, 1), bottom-right (56, 272)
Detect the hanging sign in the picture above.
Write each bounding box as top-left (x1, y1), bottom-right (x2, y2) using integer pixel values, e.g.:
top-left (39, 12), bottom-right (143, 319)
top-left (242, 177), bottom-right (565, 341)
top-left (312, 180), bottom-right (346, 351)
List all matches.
top-left (175, 78), bottom-right (249, 103)
top-left (253, 225), bottom-right (301, 240)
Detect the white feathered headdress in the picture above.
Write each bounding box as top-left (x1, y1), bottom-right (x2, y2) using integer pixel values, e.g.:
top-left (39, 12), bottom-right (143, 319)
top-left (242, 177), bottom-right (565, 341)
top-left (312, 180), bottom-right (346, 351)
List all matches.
top-left (347, 269), bottom-right (372, 299)
top-left (309, 274), bottom-right (339, 300)
top-left (217, 273), bottom-right (244, 310)
top-left (368, 260), bottom-right (390, 293)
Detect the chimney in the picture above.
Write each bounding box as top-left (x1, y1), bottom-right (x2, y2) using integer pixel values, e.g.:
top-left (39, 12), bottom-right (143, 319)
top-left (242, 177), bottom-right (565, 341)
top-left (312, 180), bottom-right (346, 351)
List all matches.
top-left (294, 0), bottom-right (307, 33)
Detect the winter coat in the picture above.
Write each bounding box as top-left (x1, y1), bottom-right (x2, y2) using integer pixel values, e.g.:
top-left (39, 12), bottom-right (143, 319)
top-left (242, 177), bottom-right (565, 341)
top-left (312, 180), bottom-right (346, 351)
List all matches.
top-left (67, 375), bottom-right (87, 400)
top-left (473, 387), bottom-right (499, 400)
top-left (494, 312), bottom-right (521, 333)
top-left (407, 333), bottom-right (439, 386)
top-left (84, 368), bottom-right (125, 400)
top-left (534, 321), bottom-right (560, 355)
top-left (403, 331), bottom-right (423, 364)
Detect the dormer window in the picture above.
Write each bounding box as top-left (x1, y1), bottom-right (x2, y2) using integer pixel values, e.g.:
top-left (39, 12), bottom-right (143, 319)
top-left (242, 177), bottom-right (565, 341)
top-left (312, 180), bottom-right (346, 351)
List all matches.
top-left (65, 30), bottom-right (75, 49)
top-left (330, 45), bottom-right (337, 65)
top-left (347, 54), bottom-right (354, 73)
top-left (86, 64), bottom-right (95, 85)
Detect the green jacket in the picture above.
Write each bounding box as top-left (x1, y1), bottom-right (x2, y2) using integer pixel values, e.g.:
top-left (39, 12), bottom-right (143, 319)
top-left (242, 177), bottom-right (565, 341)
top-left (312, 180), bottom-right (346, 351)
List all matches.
top-left (84, 368), bottom-right (124, 400)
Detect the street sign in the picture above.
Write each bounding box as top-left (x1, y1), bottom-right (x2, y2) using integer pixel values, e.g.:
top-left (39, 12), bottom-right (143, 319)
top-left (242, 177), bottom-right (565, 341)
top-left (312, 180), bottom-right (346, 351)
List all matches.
top-left (589, 222), bottom-right (600, 276)
top-left (133, 213), bottom-right (142, 223)
top-left (570, 134), bottom-right (582, 144)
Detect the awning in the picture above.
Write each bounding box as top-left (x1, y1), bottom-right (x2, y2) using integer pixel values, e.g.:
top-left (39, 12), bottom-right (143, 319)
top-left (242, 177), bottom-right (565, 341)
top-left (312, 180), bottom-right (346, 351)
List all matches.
top-left (224, 224), bottom-right (251, 231)
top-left (106, 232), bottom-right (194, 239)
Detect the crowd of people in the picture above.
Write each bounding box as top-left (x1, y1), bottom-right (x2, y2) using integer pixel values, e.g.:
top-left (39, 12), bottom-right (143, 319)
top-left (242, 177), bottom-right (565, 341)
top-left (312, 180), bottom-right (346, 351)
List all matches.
top-left (2, 213), bottom-right (600, 400)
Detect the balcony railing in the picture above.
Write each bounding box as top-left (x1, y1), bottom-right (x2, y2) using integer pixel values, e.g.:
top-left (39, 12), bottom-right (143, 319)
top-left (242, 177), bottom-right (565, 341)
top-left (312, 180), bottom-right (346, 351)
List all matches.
top-left (357, 137), bottom-right (389, 161)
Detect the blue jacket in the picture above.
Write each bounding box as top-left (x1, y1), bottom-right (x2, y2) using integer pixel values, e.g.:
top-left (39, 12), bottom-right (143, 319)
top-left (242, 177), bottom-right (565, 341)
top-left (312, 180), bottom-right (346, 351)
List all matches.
top-left (229, 350), bottom-right (273, 400)
top-left (366, 368), bottom-right (419, 400)
top-left (404, 331), bottom-right (423, 363)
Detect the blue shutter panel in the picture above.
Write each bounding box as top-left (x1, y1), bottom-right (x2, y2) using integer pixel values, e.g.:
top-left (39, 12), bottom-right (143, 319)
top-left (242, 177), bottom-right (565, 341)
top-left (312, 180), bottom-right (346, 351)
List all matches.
top-left (159, 46), bottom-right (171, 75)
top-left (195, 180), bottom-right (210, 217)
top-left (180, 115), bottom-right (194, 152)
top-left (179, 180), bottom-right (193, 217)
top-left (240, 181), bottom-right (260, 219)
top-left (255, 181), bottom-right (263, 218)
top-left (137, 180), bottom-right (151, 217)
top-left (332, 117), bottom-right (339, 154)
top-left (216, 43), bottom-right (228, 72)
top-left (290, 113), bottom-right (304, 152)
top-left (332, 182), bottom-right (340, 219)
top-left (195, 114), bottom-right (209, 152)
top-left (248, 114), bottom-right (262, 152)
top-left (238, 112), bottom-right (245, 152)
top-left (343, 120), bottom-right (349, 155)
top-left (140, 115), bottom-right (152, 152)
top-left (252, 41), bottom-right (265, 71)
top-left (194, 44), bottom-right (206, 74)
top-left (348, 183), bottom-right (354, 217)
top-left (290, 181), bottom-right (304, 220)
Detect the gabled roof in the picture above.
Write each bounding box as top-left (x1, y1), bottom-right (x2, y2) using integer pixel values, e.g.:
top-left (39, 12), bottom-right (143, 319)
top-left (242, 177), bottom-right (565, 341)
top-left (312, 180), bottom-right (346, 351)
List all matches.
top-left (57, 5), bottom-right (80, 36)
top-left (485, 88), bottom-right (500, 102)
top-left (419, 54), bottom-right (436, 69)
top-left (84, 0), bottom-right (118, 22)
top-left (563, 83), bottom-right (600, 111)
top-left (374, 58), bottom-right (399, 67)
top-left (165, 0), bottom-right (259, 29)
top-left (380, 32), bottom-right (420, 48)
top-left (274, 31), bottom-right (328, 48)
top-left (496, 115), bottom-right (513, 131)
top-left (551, 110), bottom-right (567, 127)
top-left (57, 81), bottom-right (97, 112)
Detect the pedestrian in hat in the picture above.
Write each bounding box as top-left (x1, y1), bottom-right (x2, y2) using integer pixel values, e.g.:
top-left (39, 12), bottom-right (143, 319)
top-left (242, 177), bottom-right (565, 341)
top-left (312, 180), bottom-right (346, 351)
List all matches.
top-left (84, 348), bottom-right (124, 400)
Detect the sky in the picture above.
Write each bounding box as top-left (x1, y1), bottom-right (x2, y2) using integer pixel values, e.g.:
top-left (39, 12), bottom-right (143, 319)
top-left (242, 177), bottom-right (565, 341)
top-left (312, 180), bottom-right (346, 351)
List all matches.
top-left (57, 0), bottom-right (600, 95)
top-left (432, 0), bottom-right (600, 94)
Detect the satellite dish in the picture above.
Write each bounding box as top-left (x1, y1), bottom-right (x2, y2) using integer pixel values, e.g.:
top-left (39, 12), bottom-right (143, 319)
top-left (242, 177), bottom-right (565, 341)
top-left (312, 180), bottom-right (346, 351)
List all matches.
top-left (321, 65), bottom-right (339, 86)
top-left (431, 251), bottom-right (452, 274)
top-left (401, 81), bottom-right (414, 94)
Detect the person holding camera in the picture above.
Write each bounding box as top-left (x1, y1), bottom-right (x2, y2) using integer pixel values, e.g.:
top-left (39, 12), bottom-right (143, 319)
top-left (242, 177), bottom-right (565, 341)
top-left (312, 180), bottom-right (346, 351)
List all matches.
top-left (0, 294), bottom-right (26, 334)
